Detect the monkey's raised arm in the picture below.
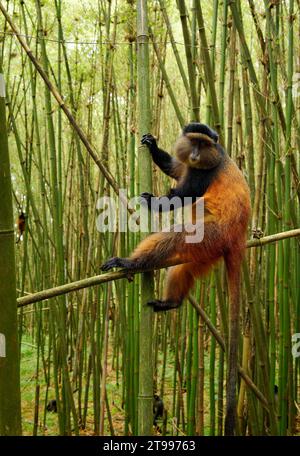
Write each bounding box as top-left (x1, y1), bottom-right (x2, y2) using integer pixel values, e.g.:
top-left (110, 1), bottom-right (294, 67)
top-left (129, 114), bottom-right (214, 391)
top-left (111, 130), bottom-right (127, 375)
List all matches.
top-left (141, 134), bottom-right (184, 180)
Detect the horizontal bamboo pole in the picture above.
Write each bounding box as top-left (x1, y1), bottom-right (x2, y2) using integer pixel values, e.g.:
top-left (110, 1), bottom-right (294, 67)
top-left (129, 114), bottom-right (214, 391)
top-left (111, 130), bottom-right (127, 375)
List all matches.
top-left (17, 228), bottom-right (300, 307)
top-left (246, 228), bottom-right (300, 247)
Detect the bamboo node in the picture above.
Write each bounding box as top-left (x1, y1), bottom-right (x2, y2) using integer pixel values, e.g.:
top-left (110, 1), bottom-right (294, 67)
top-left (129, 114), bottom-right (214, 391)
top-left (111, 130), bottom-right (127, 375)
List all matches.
top-left (252, 228), bottom-right (264, 239)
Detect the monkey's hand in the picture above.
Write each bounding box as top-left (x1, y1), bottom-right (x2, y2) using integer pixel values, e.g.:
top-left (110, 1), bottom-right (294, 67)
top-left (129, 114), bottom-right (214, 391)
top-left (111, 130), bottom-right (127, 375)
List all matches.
top-left (141, 133), bottom-right (158, 153)
top-left (101, 257), bottom-right (123, 271)
top-left (101, 257), bottom-right (135, 271)
top-left (139, 192), bottom-right (154, 210)
top-left (148, 299), bottom-right (182, 312)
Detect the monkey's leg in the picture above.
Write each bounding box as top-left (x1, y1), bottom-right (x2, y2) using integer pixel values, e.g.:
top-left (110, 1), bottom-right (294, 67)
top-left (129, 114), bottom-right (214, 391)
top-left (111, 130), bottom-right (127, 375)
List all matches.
top-left (101, 231), bottom-right (186, 272)
top-left (148, 263), bottom-right (197, 311)
top-left (101, 221), bottom-right (221, 273)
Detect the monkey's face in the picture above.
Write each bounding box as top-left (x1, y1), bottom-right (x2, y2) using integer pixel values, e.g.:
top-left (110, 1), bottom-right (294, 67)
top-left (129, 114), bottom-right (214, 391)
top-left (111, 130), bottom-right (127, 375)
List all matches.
top-left (174, 132), bottom-right (222, 170)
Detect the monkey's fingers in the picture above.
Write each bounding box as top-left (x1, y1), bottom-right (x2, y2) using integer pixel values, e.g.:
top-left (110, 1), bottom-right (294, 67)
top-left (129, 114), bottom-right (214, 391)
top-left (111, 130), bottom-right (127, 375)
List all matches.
top-left (141, 138), bottom-right (152, 145)
top-left (139, 192), bottom-right (153, 199)
top-left (148, 300), bottom-right (182, 312)
top-left (101, 257), bottom-right (122, 271)
top-left (147, 300), bottom-right (167, 312)
top-left (141, 133), bottom-right (156, 147)
top-left (138, 192), bottom-right (154, 206)
top-left (101, 257), bottom-right (136, 271)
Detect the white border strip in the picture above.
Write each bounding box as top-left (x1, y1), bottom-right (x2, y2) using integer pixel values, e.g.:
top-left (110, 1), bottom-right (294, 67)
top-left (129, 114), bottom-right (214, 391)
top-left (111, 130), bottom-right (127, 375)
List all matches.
top-left (0, 74), bottom-right (6, 98)
top-left (0, 333), bottom-right (6, 357)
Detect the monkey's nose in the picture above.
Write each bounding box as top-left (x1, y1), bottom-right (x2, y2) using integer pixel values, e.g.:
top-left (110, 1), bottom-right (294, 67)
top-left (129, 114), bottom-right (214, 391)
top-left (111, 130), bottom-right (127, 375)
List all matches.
top-left (190, 150), bottom-right (199, 160)
top-left (189, 155), bottom-right (198, 164)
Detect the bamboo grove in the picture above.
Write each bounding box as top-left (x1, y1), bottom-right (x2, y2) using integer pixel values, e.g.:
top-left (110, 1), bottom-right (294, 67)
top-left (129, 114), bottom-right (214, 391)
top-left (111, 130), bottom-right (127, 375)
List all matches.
top-left (0, 0), bottom-right (299, 436)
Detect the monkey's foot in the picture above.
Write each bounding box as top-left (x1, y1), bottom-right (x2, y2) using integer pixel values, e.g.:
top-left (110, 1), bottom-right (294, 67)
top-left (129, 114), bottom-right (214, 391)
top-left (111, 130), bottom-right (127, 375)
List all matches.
top-left (147, 299), bottom-right (181, 312)
top-left (101, 257), bottom-right (133, 272)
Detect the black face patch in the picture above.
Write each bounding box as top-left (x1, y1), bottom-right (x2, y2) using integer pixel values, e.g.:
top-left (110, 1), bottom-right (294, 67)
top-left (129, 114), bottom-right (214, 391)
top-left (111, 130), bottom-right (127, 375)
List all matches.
top-left (183, 146), bottom-right (227, 197)
top-left (175, 135), bottom-right (224, 170)
top-left (183, 123), bottom-right (219, 143)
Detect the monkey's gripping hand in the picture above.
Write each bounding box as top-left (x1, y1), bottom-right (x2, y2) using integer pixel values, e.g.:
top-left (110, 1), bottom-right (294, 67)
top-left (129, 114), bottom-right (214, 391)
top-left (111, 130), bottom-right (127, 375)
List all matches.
top-left (101, 257), bottom-right (134, 271)
top-left (139, 189), bottom-right (187, 212)
top-left (141, 133), bottom-right (158, 153)
top-left (139, 192), bottom-right (154, 210)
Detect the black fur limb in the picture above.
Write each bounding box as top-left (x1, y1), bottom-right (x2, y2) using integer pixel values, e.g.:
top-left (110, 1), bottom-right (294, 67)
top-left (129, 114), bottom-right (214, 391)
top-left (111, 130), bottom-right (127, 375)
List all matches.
top-left (147, 299), bottom-right (182, 312)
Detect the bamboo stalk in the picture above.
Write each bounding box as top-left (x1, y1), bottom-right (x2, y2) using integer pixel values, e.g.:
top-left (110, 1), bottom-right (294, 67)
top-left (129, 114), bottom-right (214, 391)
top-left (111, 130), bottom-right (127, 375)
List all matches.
top-left (136, 0), bottom-right (154, 436)
top-left (0, 57), bottom-right (22, 436)
top-left (194, 0), bottom-right (221, 134)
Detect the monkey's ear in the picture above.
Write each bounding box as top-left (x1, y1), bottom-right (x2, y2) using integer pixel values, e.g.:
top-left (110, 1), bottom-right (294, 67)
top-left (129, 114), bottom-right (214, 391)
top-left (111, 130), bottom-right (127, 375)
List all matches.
top-left (212, 131), bottom-right (219, 143)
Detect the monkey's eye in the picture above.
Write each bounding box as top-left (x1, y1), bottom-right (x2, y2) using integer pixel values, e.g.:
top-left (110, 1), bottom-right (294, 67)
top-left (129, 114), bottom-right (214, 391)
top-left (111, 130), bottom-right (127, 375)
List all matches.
top-left (198, 140), bottom-right (206, 148)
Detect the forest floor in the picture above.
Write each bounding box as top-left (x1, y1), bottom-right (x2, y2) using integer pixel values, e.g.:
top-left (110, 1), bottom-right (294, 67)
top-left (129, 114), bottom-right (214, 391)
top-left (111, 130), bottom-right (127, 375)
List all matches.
top-left (20, 332), bottom-right (214, 436)
top-left (20, 334), bottom-right (300, 436)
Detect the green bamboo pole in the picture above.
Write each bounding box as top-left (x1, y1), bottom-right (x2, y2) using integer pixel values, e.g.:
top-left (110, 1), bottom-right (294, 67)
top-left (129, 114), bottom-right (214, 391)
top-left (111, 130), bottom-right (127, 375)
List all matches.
top-left (226, 24), bottom-right (236, 156)
top-left (194, 0), bottom-right (221, 135)
top-left (186, 303), bottom-right (193, 429)
top-left (218, 0), bottom-right (228, 131)
top-left (243, 262), bottom-right (278, 435)
top-left (179, 307), bottom-right (187, 433)
top-left (264, 0), bottom-right (279, 399)
top-left (217, 349), bottom-right (225, 435)
top-left (187, 307), bottom-right (198, 435)
top-left (241, 67), bottom-right (255, 197)
top-left (209, 275), bottom-right (216, 435)
top-left (237, 315), bottom-right (250, 434)
top-left (228, 0), bottom-right (268, 121)
top-left (125, 21), bottom-right (138, 434)
top-left (197, 285), bottom-right (204, 435)
top-left (172, 310), bottom-right (183, 434)
top-left (149, 26), bottom-right (185, 127)
top-left (280, 0), bottom-right (294, 435)
top-left (136, 0), bottom-right (154, 436)
top-left (0, 60), bottom-right (22, 435)
top-left (158, 0), bottom-right (190, 97)
top-left (177, 0), bottom-right (199, 121)
top-left (205, 0), bottom-right (218, 125)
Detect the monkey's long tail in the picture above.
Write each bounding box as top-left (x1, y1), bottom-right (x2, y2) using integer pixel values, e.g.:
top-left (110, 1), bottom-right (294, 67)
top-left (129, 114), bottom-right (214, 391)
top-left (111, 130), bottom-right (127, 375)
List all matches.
top-left (224, 252), bottom-right (242, 436)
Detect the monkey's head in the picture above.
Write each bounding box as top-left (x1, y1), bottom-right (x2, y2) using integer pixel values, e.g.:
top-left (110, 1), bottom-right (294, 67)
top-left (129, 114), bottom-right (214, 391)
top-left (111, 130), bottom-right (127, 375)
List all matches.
top-left (175, 123), bottom-right (223, 169)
